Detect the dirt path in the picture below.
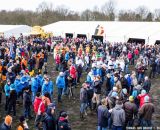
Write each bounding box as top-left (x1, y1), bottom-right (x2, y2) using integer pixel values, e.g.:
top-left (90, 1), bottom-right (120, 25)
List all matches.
top-left (0, 55), bottom-right (160, 129)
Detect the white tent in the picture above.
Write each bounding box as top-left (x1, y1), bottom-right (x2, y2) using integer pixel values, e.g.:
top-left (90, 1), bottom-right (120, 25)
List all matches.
top-left (43, 21), bottom-right (160, 44)
top-left (0, 25), bottom-right (31, 38)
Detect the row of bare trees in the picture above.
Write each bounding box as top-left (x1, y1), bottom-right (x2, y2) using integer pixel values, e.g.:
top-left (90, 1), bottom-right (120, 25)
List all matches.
top-left (0, 1), bottom-right (160, 26)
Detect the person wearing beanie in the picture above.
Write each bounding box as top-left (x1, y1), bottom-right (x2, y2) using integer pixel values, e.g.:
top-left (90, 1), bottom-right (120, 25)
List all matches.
top-left (143, 76), bottom-right (151, 93)
top-left (124, 96), bottom-right (138, 127)
top-left (119, 88), bottom-right (128, 103)
top-left (111, 100), bottom-right (125, 130)
top-left (139, 95), bottom-right (154, 127)
top-left (137, 89), bottom-right (150, 108)
top-left (17, 116), bottom-right (29, 130)
top-left (107, 91), bottom-right (118, 109)
top-left (58, 111), bottom-right (71, 130)
top-left (0, 115), bottom-right (12, 130)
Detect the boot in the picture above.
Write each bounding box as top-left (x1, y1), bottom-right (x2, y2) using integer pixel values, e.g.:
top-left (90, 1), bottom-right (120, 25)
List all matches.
top-left (80, 112), bottom-right (84, 120)
top-left (92, 103), bottom-right (97, 111)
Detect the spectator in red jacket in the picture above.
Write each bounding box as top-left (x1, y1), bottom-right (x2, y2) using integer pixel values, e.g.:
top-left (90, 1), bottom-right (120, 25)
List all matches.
top-left (34, 92), bottom-right (46, 130)
top-left (55, 53), bottom-right (61, 71)
top-left (137, 89), bottom-right (150, 108)
top-left (69, 64), bottom-right (77, 86)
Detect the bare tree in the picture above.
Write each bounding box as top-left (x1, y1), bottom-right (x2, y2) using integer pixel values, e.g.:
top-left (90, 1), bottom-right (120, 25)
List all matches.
top-left (81, 9), bottom-right (95, 21)
top-left (155, 9), bottom-right (160, 21)
top-left (136, 6), bottom-right (149, 21)
top-left (101, 0), bottom-right (116, 21)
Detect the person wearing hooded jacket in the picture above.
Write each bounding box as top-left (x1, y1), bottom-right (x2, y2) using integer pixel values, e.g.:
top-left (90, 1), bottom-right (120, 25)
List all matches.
top-left (111, 100), bottom-right (125, 130)
top-left (48, 78), bottom-right (54, 101)
top-left (97, 98), bottom-right (110, 130)
top-left (20, 71), bottom-right (30, 90)
top-left (56, 72), bottom-right (65, 102)
top-left (42, 103), bottom-right (56, 130)
top-left (41, 78), bottom-right (50, 96)
top-left (31, 76), bottom-right (38, 103)
top-left (14, 75), bottom-right (22, 100)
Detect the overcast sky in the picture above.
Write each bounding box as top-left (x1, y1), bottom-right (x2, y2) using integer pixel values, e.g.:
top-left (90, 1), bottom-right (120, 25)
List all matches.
top-left (0, 0), bottom-right (160, 12)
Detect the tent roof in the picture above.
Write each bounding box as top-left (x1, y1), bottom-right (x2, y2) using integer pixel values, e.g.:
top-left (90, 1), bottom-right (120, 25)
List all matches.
top-left (43, 21), bottom-right (160, 44)
top-left (0, 25), bottom-right (31, 38)
top-left (0, 25), bottom-right (30, 33)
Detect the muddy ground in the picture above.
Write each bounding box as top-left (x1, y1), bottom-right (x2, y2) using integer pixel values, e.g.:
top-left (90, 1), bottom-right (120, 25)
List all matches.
top-left (0, 55), bottom-right (160, 130)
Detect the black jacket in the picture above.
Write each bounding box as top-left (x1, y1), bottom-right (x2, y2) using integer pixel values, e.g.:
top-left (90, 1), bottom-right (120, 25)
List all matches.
top-left (0, 123), bottom-right (11, 130)
top-left (42, 107), bottom-right (56, 130)
top-left (8, 90), bottom-right (17, 104)
top-left (58, 117), bottom-right (71, 130)
top-left (23, 91), bottom-right (31, 106)
top-left (93, 81), bottom-right (102, 94)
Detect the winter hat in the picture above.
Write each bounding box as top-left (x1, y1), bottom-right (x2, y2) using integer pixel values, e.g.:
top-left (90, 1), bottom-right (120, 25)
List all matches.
top-left (48, 103), bottom-right (56, 109)
top-left (144, 95), bottom-right (150, 103)
top-left (122, 88), bottom-right (127, 95)
top-left (144, 76), bottom-right (148, 81)
top-left (5, 115), bottom-right (12, 126)
top-left (59, 72), bottom-right (64, 76)
top-left (129, 96), bottom-right (134, 102)
top-left (106, 73), bottom-right (111, 78)
top-left (19, 116), bottom-right (25, 122)
top-left (141, 89), bottom-right (147, 95)
top-left (60, 111), bottom-right (68, 118)
top-left (111, 91), bottom-right (118, 98)
top-left (113, 87), bottom-right (118, 91)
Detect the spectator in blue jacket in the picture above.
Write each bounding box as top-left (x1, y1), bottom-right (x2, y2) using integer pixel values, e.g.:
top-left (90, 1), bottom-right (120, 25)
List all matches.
top-left (86, 71), bottom-right (94, 86)
top-left (42, 78), bottom-right (50, 96)
top-left (14, 75), bottom-right (22, 100)
top-left (31, 76), bottom-right (38, 103)
top-left (37, 73), bottom-right (43, 92)
top-left (48, 78), bottom-right (54, 101)
top-left (20, 71), bottom-right (30, 90)
top-left (4, 80), bottom-right (12, 111)
top-left (56, 72), bottom-right (65, 103)
top-left (65, 52), bottom-right (69, 61)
